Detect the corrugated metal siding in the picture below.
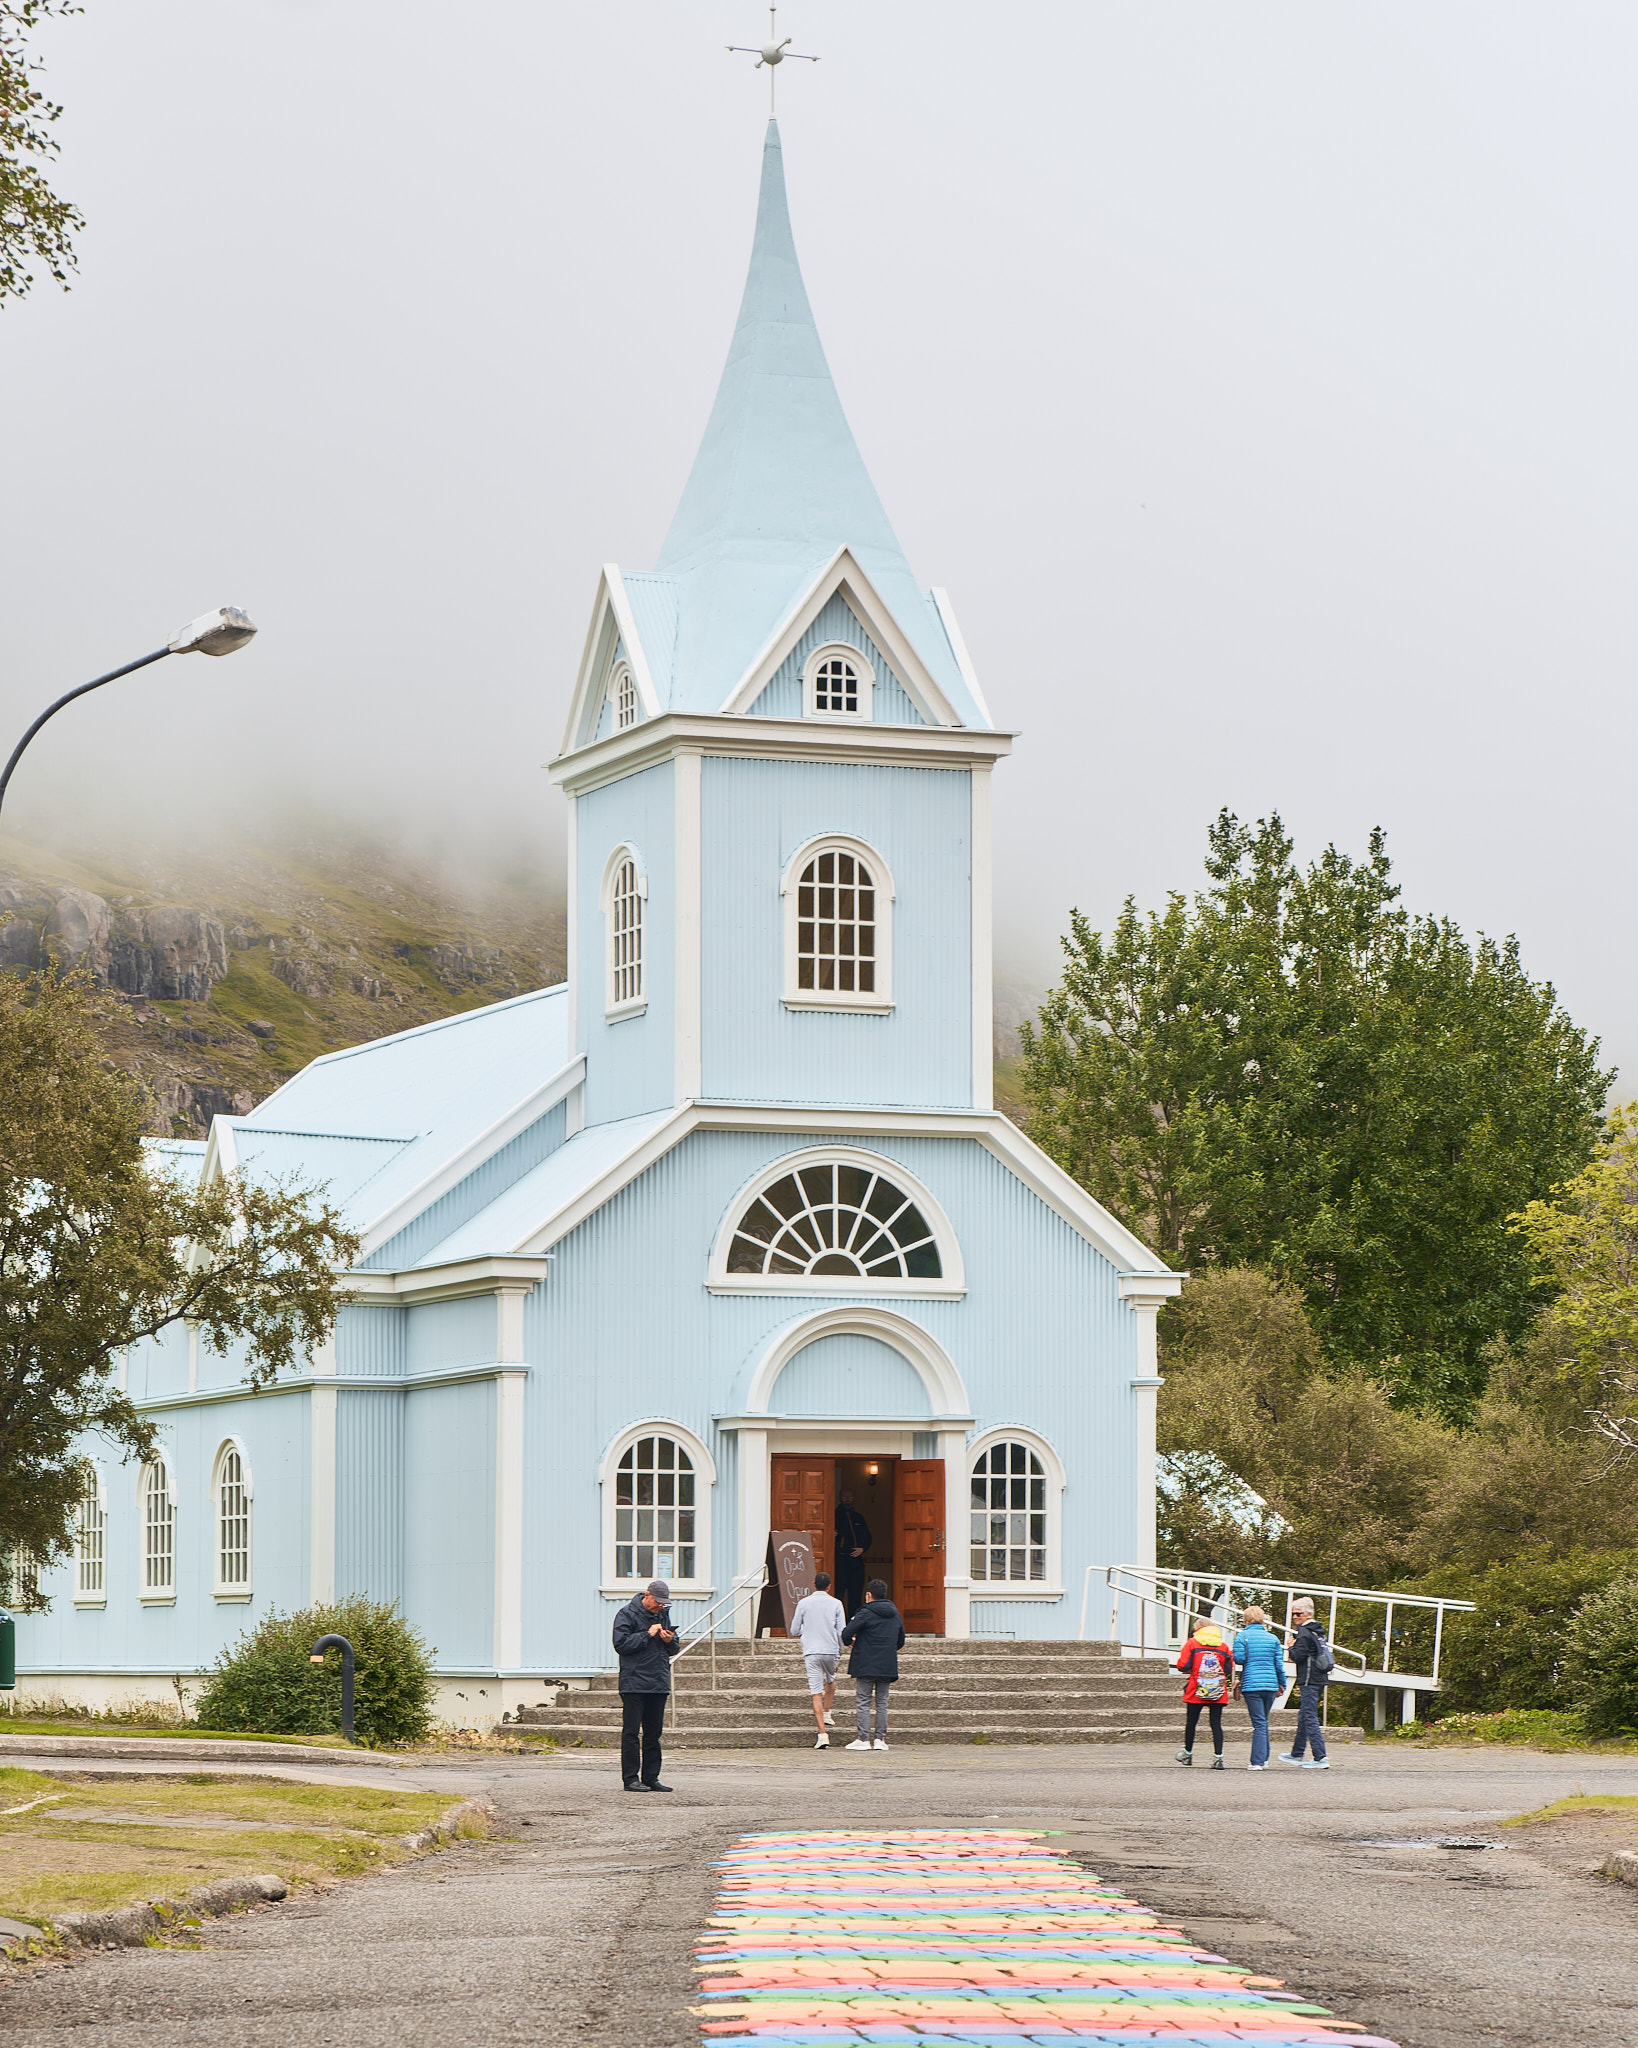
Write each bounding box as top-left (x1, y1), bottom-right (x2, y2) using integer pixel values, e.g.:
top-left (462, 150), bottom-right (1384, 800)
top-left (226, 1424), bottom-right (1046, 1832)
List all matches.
top-left (699, 757), bottom-right (971, 1108)
top-left (336, 1305), bottom-right (405, 1377)
top-left (771, 1335), bottom-right (931, 1417)
top-left (363, 1103), bottom-right (568, 1270)
top-left (406, 1296), bottom-right (499, 1373)
top-left (577, 761), bottom-right (676, 1126)
top-left (337, 1389), bottom-right (403, 1604)
top-left (126, 1323), bottom-right (190, 1404)
top-left (746, 594), bottom-right (927, 726)
top-left (402, 1382), bottom-right (494, 1668)
top-left (912, 1431), bottom-right (939, 1458)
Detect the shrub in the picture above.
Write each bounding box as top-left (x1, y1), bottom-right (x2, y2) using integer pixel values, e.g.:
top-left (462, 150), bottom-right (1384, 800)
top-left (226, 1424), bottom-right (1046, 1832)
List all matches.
top-left (1564, 1574), bottom-right (1638, 1737)
top-left (192, 1597), bottom-right (437, 1746)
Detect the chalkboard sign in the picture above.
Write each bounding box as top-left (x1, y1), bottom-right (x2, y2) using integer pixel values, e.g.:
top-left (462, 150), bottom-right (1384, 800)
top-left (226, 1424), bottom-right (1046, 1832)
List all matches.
top-left (755, 1529), bottom-right (816, 1636)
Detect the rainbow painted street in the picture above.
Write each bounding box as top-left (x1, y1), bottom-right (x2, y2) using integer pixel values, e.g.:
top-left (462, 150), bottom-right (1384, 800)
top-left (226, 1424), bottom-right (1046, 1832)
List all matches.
top-left (694, 1829), bottom-right (1399, 2047)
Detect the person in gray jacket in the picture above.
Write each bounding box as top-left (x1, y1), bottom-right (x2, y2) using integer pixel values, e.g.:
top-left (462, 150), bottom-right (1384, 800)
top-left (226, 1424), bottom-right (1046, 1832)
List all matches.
top-left (1278, 1597), bottom-right (1332, 1769)
top-left (611, 1579), bottom-right (681, 1791)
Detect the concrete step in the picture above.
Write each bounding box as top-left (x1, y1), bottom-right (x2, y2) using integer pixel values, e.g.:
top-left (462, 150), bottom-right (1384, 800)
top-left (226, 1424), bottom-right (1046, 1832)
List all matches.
top-left (518, 1704), bottom-right (1185, 1736)
top-left (534, 1721), bottom-right (1181, 1749)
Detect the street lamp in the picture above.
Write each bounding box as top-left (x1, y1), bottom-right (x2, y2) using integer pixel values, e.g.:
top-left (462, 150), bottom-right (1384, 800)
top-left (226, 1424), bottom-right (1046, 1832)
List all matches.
top-left (0, 606), bottom-right (258, 822)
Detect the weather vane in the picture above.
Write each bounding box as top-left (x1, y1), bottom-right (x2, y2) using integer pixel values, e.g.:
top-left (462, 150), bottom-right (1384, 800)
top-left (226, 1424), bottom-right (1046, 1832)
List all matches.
top-left (728, 5), bottom-right (818, 112)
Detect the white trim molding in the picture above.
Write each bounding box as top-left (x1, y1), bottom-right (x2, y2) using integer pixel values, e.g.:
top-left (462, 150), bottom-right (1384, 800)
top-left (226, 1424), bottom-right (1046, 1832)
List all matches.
top-left (965, 1424), bottom-right (1066, 1600)
top-left (599, 841), bottom-right (648, 1021)
top-left (802, 640), bottom-right (875, 723)
top-left (743, 1305), bottom-right (972, 1419)
top-left (598, 1418), bottom-right (718, 1599)
top-left (780, 834), bottom-right (895, 1014)
top-left (674, 749), bottom-right (703, 1100)
top-left (708, 1146), bottom-right (963, 1298)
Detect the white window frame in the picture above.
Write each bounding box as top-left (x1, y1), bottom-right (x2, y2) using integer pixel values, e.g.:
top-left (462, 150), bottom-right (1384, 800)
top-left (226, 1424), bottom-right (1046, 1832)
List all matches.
top-left (708, 1145), bottom-right (965, 1297)
top-left (966, 1427), bottom-right (1066, 1600)
top-left (600, 842), bottom-right (648, 1021)
top-left (212, 1438), bottom-right (254, 1602)
top-left (609, 661), bottom-right (640, 733)
top-left (780, 834), bottom-right (895, 1014)
top-left (802, 641), bottom-right (875, 722)
top-left (598, 1420), bottom-right (716, 1598)
top-left (74, 1459), bottom-right (107, 1607)
top-left (139, 1454), bottom-right (177, 1605)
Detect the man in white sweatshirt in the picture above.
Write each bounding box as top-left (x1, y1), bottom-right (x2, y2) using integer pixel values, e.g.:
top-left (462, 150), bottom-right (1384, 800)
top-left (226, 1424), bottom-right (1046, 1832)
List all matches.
top-left (789, 1570), bottom-right (846, 1749)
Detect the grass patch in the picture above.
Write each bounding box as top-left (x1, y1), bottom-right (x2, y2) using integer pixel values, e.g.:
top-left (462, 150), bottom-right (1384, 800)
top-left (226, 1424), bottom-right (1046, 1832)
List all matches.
top-left (1385, 1707), bottom-right (1638, 1754)
top-left (0, 1767), bottom-right (457, 1929)
top-left (1501, 1793), bottom-right (1638, 1829)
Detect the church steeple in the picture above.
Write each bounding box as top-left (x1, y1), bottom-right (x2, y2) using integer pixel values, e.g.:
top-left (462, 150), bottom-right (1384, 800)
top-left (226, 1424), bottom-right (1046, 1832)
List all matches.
top-left (649, 119), bottom-right (980, 725)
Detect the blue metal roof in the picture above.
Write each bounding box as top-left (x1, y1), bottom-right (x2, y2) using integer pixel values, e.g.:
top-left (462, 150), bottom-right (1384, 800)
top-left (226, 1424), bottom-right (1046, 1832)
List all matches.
top-left (645, 120), bottom-right (986, 729)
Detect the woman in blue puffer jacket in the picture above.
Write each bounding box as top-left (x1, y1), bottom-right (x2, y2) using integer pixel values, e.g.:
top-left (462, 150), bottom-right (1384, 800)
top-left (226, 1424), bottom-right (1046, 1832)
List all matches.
top-left (1232, 1606), bottom-right (1287, 1771)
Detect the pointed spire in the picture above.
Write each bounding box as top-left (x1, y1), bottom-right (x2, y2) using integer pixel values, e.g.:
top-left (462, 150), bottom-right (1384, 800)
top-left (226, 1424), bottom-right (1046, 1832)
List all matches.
top-left (650, 121), bottom-right (978, 722)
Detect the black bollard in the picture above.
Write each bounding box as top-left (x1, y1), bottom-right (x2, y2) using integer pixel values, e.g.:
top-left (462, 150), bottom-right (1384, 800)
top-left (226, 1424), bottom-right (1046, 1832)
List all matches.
top-left (309, 1633), bottom-right (356, 1742)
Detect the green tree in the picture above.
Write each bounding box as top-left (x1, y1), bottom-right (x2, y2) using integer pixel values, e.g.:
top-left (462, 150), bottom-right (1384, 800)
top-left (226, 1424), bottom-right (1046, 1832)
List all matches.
top-left (1023, 811), bottom-right (1607, 1413)
top-left (0, 973), bottom-right (360, 1589)
top-left (1, 1), bottom-right (82, 303)
top-left (1511, 1102), bottom-right (1638, 1462)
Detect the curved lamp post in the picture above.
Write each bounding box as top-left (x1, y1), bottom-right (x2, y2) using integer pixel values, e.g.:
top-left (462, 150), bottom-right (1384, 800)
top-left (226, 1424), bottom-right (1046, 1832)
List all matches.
top-left (0, 606), bottom-right (258, 823)
top-left (309, 1632), bottom-right (356, 1743)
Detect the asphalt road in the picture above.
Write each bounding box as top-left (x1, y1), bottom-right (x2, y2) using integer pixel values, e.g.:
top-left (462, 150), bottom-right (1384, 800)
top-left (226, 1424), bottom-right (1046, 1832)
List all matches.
top-left (2, 1740), bottom-right (1635, 2047)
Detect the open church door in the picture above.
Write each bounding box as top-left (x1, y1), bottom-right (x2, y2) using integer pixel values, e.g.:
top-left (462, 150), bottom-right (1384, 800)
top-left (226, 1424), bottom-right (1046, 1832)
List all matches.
top-left (769, 1456), bottom-right (835, 1628)
top-left (894, 1460), bottom-right (945, 1635)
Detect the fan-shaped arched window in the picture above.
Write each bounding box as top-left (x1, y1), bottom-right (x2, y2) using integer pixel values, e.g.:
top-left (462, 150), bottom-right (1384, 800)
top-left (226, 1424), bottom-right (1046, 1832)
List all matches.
top-left (140, 1459), bottom-right (175, 1600)
top-left (781, 837), bottom-right (894, 1011)
top-left (728, 1161), bottom-right (941, 1280)
top-left (970, 1439), bottom-right (1047, 1584)
top-left (75, 1461), bottom-right (106, 1603)
top-left (601, 846), bottom-right (646, 1016)
top-left (214, 1442), bottom-right (251, 1598)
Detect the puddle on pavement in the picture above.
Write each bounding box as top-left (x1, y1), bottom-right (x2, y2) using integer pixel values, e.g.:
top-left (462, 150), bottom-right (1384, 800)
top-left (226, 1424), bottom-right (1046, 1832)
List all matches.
top-left (1349, 1835), bottom-right (1501, 1851)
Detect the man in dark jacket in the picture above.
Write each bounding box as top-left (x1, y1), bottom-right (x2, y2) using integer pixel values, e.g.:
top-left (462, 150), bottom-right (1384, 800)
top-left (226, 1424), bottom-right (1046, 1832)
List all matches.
top-left (611, 1578), bottom-right (682, 1790)
top-left (840, 1578), bottom-right (904, 1750)
top-left (835, 1492), bottom-right (872, 1618)
top-left (1279, 1597), bottom-right (1331, 1770)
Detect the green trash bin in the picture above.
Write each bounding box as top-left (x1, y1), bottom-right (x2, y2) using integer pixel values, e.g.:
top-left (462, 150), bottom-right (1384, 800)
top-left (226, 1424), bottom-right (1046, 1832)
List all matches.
top-left (0, 1609), bottom-right (14, 1691)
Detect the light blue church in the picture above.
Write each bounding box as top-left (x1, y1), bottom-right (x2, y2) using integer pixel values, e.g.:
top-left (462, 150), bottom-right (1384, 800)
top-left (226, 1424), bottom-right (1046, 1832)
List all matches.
top-left (19, 123), bottom-right (1181, 1724)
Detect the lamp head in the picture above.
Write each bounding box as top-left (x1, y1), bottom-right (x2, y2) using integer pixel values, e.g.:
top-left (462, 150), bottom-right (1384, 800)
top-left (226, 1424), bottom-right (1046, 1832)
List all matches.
top-left (169, 606), bottom-right (257, 657)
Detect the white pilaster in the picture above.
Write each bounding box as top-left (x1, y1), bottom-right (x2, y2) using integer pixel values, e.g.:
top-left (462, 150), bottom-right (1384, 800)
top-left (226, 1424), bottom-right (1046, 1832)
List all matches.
top-left (309, 1381), bottom-right (337, 1606)
top-left (674, 748), bottom-right (703, 1103)
top-left (565, 792), bottom-right (579, 1060)
top-left (1118, 1272), bottom-right (1184, 1577)
top-left (493, 1370), bottom-right (526, 1671)
top-left (937, 1426), bottom-right (971, 1638)
top-left (735, 1427), bottom-right (769, 1637)
top-left (970, 767), bottom-right (993, 1113)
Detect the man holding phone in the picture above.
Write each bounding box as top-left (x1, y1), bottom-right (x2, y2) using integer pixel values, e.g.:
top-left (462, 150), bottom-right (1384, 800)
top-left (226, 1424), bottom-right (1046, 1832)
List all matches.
top-left (611, 1578), bottom-right (682, 1791)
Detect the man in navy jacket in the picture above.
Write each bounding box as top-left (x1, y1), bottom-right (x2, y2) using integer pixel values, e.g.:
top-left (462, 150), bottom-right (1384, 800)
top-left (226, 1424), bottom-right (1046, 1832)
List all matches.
top-left (840, 1579), bottom-right (905, 1750)
top-left (612, 1579), bottom-right (682, 1790)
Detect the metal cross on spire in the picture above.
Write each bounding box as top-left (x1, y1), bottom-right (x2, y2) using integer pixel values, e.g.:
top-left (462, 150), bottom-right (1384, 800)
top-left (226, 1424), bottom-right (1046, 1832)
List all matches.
top-left (728, 5), bottom-right (818, 112)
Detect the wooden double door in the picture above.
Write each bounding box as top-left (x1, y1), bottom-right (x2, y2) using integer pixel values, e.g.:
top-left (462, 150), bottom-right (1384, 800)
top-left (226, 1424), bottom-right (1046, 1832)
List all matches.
top-left (770, 1453), bottom-right (945, 1635)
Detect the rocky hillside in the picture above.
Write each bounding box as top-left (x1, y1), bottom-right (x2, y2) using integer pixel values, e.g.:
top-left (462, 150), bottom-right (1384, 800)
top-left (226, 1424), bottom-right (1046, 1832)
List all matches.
top-left (0, 834), bottom-right (566, 1136)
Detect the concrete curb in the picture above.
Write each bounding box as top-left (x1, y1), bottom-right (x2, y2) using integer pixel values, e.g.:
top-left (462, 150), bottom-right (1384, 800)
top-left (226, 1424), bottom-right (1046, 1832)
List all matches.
top-left (1605, 1850), bottom-right (1638, 1887)
top-left (0, 1734), bottom-right (391, 1768)
top-left (400, 1795), bottom-right (498, 1853)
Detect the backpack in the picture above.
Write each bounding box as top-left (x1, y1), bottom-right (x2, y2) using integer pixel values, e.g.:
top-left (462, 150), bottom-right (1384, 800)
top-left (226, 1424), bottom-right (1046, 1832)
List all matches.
top-left (1193, 1644), bottom-right (1230, 1702)
top-left (1301, 1624), bottom-right (1335, 1681)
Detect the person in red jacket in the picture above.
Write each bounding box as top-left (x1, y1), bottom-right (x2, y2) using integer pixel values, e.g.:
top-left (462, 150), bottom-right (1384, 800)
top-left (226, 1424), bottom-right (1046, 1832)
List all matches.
top-left (1174, 1617), bottom-right (1232, 1768)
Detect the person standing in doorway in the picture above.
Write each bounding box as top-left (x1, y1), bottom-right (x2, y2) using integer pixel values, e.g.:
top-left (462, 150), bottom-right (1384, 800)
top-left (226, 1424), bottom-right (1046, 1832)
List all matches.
top-left (1232, 1604), bottom-right (1287, 1772)
top-left (790, 1569), bottom-right (846, 1749)
top-left (1278, 1597), bottom-right (1332, 1770)
top-left (611, 1578), bottom-right (681, 1791)
top-left (835, 1490), bottom-right (872, 1618)
top-left (840, 1578), bottom-right (903, 1751)
top-left (1173, 1615), bottom-right (1231, 1768)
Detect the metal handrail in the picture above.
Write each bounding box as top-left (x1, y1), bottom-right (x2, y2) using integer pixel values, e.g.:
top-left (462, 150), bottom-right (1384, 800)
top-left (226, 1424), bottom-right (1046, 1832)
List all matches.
top-left (667, 1573), bottom-right (767, 1729)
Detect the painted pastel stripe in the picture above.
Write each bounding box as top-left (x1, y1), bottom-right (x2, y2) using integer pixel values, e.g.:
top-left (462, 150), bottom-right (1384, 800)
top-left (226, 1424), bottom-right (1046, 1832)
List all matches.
top-left (695, 1829), bottom-right (1399, 2048)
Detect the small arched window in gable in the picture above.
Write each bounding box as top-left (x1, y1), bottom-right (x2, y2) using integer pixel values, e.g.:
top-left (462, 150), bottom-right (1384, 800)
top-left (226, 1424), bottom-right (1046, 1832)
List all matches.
top-left (802, 642), bottom-right (874, 721)
top-left (611, 662), bottom-right (640, 732)
top-left (601, 847), bottom-right (647, 1017)
top-left (214, 1442), bottom-right (252, 1598)
top-left (729, 1161), bottom-right (941, 1280)
top-left (140, 1459), bottom-right (175, 1600)
top-left (782, 838), bottom-right (893, 1012)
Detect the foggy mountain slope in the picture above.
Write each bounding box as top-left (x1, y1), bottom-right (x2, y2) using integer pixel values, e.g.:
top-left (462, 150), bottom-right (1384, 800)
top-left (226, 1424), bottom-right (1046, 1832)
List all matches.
top-left (0, 834), bottom-right (566, 1136)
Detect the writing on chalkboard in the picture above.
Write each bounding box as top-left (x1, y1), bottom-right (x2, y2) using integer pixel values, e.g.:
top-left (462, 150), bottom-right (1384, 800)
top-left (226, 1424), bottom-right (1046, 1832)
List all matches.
top-left (755, 1528), bottom-right (816, 1635)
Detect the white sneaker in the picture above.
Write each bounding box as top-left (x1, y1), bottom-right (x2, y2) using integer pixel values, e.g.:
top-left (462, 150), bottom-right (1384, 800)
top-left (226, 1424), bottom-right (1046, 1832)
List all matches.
top-left (1246, 1762), bottom-right (1266, 1770)
top-left (823, 1711), bottom-right (835, 1726)
top-left (872, 1739), bottom-right (889, 1750)
top-left (814, 1731), bottom-right (829, 1748)
top-left (844, 1738), bottom-right (872, 1751)
top-left (1301, 1757), bottom-right (1330, 1769)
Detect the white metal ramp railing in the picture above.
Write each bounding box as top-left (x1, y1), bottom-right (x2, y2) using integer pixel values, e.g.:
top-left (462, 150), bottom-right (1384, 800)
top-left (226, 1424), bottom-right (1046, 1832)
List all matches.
top-left (1082, 1564), bottom-right (1476, 1726)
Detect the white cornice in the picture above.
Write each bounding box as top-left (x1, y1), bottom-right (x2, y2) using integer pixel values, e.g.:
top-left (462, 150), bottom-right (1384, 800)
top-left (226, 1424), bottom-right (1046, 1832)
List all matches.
top-left (345, 1256), bottom-right (554, 1306)
top-left (549, 712), bottom-right (1013, 798)
top-left (931, 587), bottom-right (995, 729)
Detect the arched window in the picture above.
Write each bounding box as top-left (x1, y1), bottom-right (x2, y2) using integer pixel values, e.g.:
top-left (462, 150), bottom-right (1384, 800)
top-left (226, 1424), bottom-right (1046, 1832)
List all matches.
top-left (75, 1461), bottom-right (106, 1602)
top-left (611, 662), bottom-right (639, 732)
top-left (140, 1459), bottom-right (175, 1600)
top-left (601, 846), bottom-right (646, 1016)
top-left (5, 1547), bottom-right (41, 1611)
top-left (601, 1423), bottom-right (716, 1594)
top-left (802, 641), bottom-right (874, 721)
top-left (214, 1442), bottom-right (251, 1598)
top-left (969, 1438), bottom-right (1056, 1587)
top-left (781, 837), bottom-right (894, 1011)
top-left (729, 1161), bottom-right (939, 1279)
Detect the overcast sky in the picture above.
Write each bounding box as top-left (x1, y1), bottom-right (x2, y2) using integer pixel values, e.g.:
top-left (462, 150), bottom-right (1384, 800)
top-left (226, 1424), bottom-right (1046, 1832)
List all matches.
top-left (2, 3), bottom-right (1634, 1080)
